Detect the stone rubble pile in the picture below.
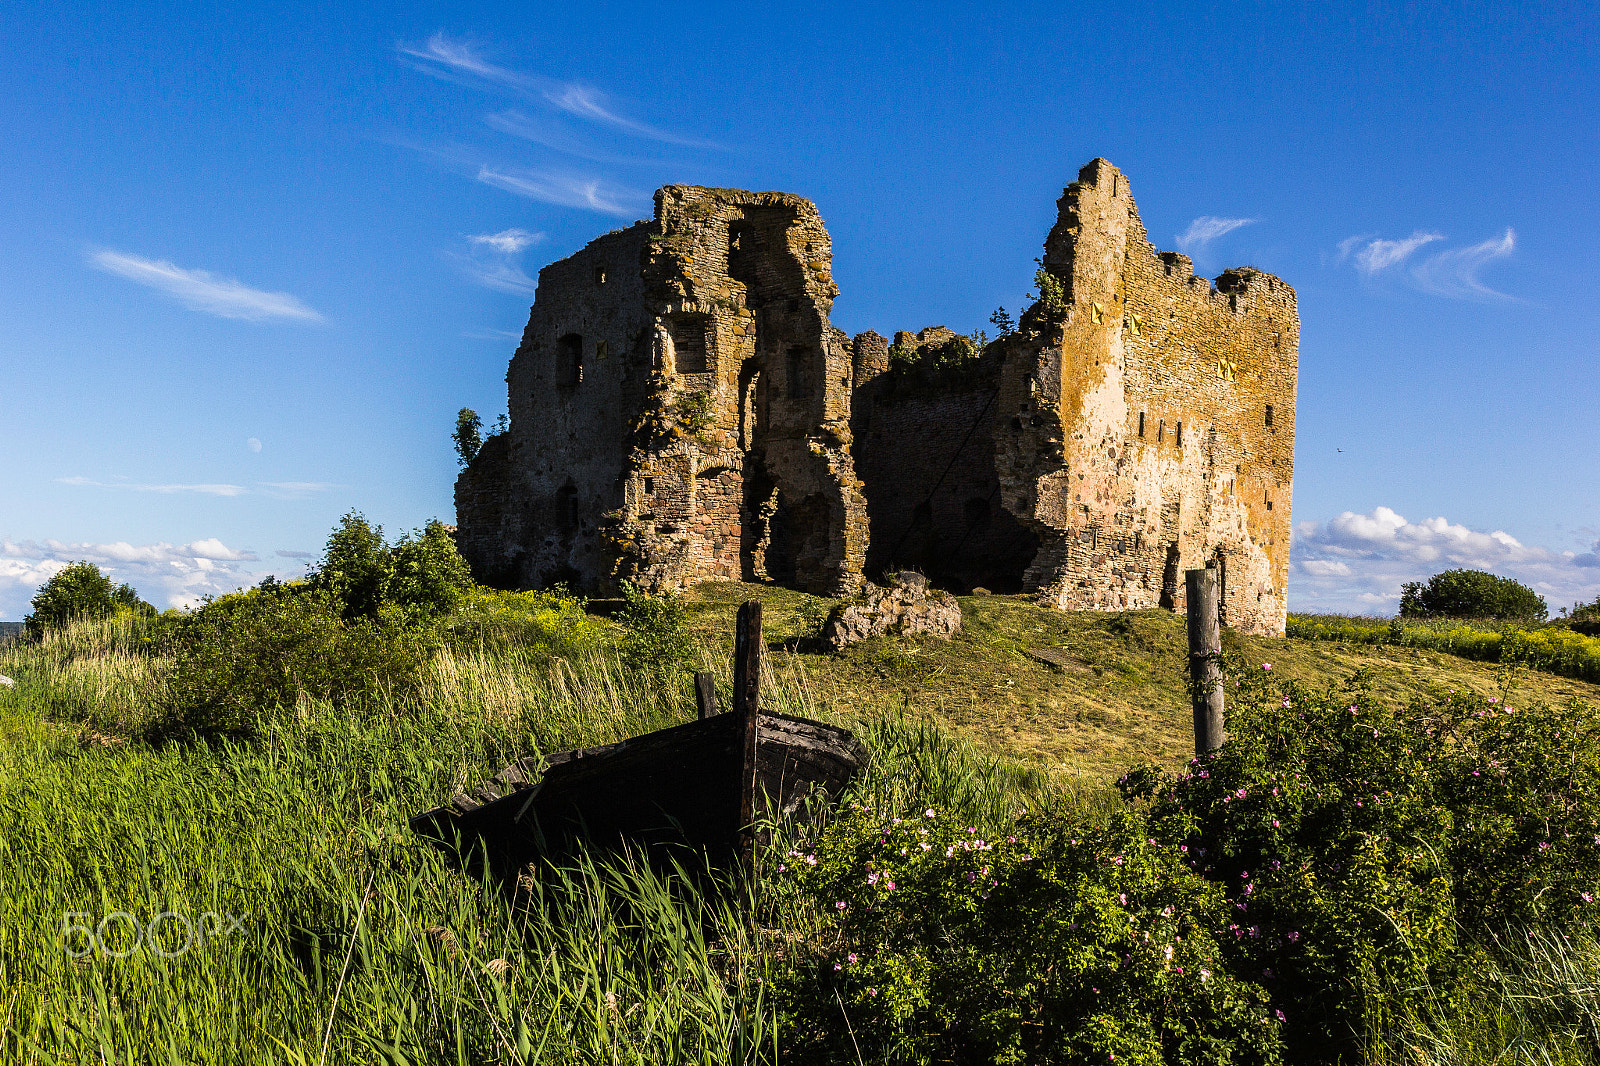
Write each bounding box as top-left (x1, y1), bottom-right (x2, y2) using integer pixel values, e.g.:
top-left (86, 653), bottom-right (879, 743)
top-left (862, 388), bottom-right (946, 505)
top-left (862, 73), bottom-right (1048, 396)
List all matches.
top-left (823, 572), bottom-right (962, 651)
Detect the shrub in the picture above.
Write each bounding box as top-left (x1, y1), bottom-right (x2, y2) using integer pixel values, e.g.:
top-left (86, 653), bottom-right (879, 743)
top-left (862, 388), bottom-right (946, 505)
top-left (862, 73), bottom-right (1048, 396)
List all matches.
top-left (1286, 614), bottom-right (1600, 685)
top-left (314, 511), bottom-right (391, 621)
top-left (1400, 568), bottom-right (1547, 622)
top-left (311, 512), bottom-right (474, 622)
top-left (24, 561), bottom-right (153, 640)
top-left (770, 805), bottom-right (1284, 1065)
top-left (163, 586), bottom-right (428, 733)
top-left (388, 520), bottom-right (474, 616)
top-left (453, 407), bottom-right (482, 466)
top-left (614, 582), bottom-right (695, 682)
top-left (445, 586), bottom-right (598, 656)
top-left (1126, 663), bottom-right (1600, 1061)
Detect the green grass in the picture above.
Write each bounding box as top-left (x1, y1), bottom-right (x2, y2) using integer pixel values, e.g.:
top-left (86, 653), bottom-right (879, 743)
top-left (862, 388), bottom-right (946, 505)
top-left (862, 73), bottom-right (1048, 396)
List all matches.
top-left (685, 584), bottom-right (1600, 778)
top-left (0, 617), bottom-right (1057, 1063)
top-left (4, 591), bottom-right (1600, 1063)
top-left (1289, 612), bottom-right (1600, 684)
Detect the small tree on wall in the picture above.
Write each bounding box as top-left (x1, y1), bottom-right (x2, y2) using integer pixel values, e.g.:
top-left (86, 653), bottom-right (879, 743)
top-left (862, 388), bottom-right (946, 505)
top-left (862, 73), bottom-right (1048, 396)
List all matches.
top-left (453, 408), bottom-right (482, 467)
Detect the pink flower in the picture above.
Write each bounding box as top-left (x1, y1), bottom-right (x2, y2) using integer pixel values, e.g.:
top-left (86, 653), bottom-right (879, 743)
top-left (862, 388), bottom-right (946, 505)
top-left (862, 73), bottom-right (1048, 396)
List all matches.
top-left (1262, 663), bottom-right (1272, 671)
top-left (848, 953), bottom-right (859, 964)
top-left (835, 901), bottom-right (846, 910)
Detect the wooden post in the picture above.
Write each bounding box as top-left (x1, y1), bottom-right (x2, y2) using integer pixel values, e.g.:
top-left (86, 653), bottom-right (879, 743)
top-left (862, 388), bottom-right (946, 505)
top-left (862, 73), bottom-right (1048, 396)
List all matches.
top-left (1186, 564), bottom-right (1225, 754)
top-left (695, 671), bottom-right (718, 720)
top-left (733, 601), bottom-right (762, 865)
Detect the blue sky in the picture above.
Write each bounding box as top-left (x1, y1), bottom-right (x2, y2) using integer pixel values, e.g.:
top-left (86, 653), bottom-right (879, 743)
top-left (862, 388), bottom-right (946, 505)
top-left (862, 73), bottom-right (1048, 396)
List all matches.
top-left (2, 0), bottom-right (1597, 618)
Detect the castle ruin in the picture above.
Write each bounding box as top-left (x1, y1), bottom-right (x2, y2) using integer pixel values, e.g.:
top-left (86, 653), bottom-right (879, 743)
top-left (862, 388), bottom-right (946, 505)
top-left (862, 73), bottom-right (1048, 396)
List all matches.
top-left (455, 159), bottom-right (1298, 635)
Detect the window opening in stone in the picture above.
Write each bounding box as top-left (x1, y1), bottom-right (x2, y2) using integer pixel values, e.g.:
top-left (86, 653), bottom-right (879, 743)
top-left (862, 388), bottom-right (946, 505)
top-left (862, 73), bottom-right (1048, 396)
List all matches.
top-left (671, 316), bottom-right (709, 374)
top-left (643, 477), bottom-right (654, 496)
top-left (1138, 411), bottom-right (1146, 437)
top-left (1176, 422), bottom-right (1183, 447)
top-left (557, 484), bottom-right (578, 532)
top-left (1158, 420), bottom-right (1165, 443)
top-left (557, 334), bottom-right (583, 387)
top-left (596, 340), bottom-right (608, 361)
top-left (1265, 404), bottom-right (1274, 427)
top-left (786, 346), bottom-right (813, 399)
top-left (594, 266), bottom-right (607, 285)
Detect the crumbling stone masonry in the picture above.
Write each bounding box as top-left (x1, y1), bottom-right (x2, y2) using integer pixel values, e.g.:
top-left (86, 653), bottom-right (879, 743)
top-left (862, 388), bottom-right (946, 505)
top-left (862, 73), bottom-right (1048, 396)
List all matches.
top-left (454, 187), bottom-right (868, 596)
top-left (456, 159), bottom-right (1297, 635)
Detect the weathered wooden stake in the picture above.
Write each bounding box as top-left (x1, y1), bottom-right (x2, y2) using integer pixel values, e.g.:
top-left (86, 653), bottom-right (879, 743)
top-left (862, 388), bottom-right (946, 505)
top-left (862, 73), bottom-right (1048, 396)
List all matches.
top-left (695, 671), bottom-right (718, 720)
top-left (1186, 563), bottom-right (1226, 754)
top-left (733, 601), bottom-right (763, 865)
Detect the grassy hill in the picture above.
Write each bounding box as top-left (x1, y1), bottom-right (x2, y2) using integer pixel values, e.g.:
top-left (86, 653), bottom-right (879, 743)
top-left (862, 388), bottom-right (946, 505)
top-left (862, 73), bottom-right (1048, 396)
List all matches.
top-left (684, 582), bottom-right (1600, 780)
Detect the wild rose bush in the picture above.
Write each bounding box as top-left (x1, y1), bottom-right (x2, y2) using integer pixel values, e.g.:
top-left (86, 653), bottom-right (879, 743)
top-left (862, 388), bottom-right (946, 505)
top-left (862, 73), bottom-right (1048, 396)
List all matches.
top-left (767, 804), bottom-right (1284, 1066)
top-left (771, 661), bottom-right (1600, 1064)
top-left (1125, 662), bottom-right (1600, 1061)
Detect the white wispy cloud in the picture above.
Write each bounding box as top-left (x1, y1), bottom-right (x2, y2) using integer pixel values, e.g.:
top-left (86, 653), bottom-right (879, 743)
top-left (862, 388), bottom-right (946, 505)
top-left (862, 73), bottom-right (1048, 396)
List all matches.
top-left (1337, 230), bottom-right (1444, 275)
top-left (476, 166), bottom-right (639, 217)
top-left (57, 477), bottom-right (339, 500)
top-left (400, 33), bottom-right (719, 148)
top-left (462, 327), bottom-right (525, 341)
top-left (0, 537), bottom-right (306, 617)
top-left (56, 476), bottom-right (248, 497)
top-left (1291, 506), bottom-right (1600, 615)
top-left (483, 110), bottom-right (668, 166)
top-left (1412, 228), bottom-right (1517, 300)
top-left (450, 227), bottom-right (545, 294)
top-left (469, 228), bottom-right (541, 255)
top-left (1176, 216), bottom-right (1257, 253)
top-left (89, 250), bottom-right (323, 322)
top-left (257, 482), bottom-right (342, 499)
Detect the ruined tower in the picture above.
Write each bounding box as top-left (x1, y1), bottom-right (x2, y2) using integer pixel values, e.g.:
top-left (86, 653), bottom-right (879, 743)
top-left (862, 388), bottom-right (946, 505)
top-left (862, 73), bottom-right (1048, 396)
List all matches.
top-left (454, 187), bottom-right (868, 596)
top-left (456, 160), bottom-right (1298, 635)
top-left (992, 159), bottom-right (1297, 634)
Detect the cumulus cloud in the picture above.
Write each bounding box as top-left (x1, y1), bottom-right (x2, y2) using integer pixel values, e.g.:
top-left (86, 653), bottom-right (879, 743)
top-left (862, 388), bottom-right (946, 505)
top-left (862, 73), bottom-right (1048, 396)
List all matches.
top-left (0, 537), bottom-right (313, 618)
top-left (1176, 216), bottom-right (1257, 253)
top-left (1337, 230), bottom-right (1444, 275)
top-left (453, 227), bottom-right (545, 293)
top-left (1291, 506), bottom-right (1600, 615)
top-left (476, 166), bottom-right (639, 217)
top-left (89, 250), bottom-right (323, 322)
top-left (1412, 228), bottom-right (1517, 300)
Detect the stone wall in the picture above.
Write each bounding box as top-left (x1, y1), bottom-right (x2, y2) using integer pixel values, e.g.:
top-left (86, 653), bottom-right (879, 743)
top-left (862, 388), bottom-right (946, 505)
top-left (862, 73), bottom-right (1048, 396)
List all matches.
top-left (456, 187), bottom-right (868, 596)
top-left (993, 159), bottom-right (1296, 634)
top-left (851, 327), bottom-right (1039, 592)
top-left (457, 160), bottom-right (1297, 634)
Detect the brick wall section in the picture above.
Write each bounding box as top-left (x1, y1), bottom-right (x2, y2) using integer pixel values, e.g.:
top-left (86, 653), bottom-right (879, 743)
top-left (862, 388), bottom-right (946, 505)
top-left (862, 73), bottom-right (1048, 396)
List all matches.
top-left (993, 159), bottom-right (1297, 635)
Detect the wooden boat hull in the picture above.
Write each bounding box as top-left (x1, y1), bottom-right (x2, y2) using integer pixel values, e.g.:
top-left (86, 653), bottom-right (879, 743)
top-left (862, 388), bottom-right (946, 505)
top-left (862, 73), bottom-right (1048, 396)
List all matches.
top-left (410, 710), bottom-right (866, 871)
